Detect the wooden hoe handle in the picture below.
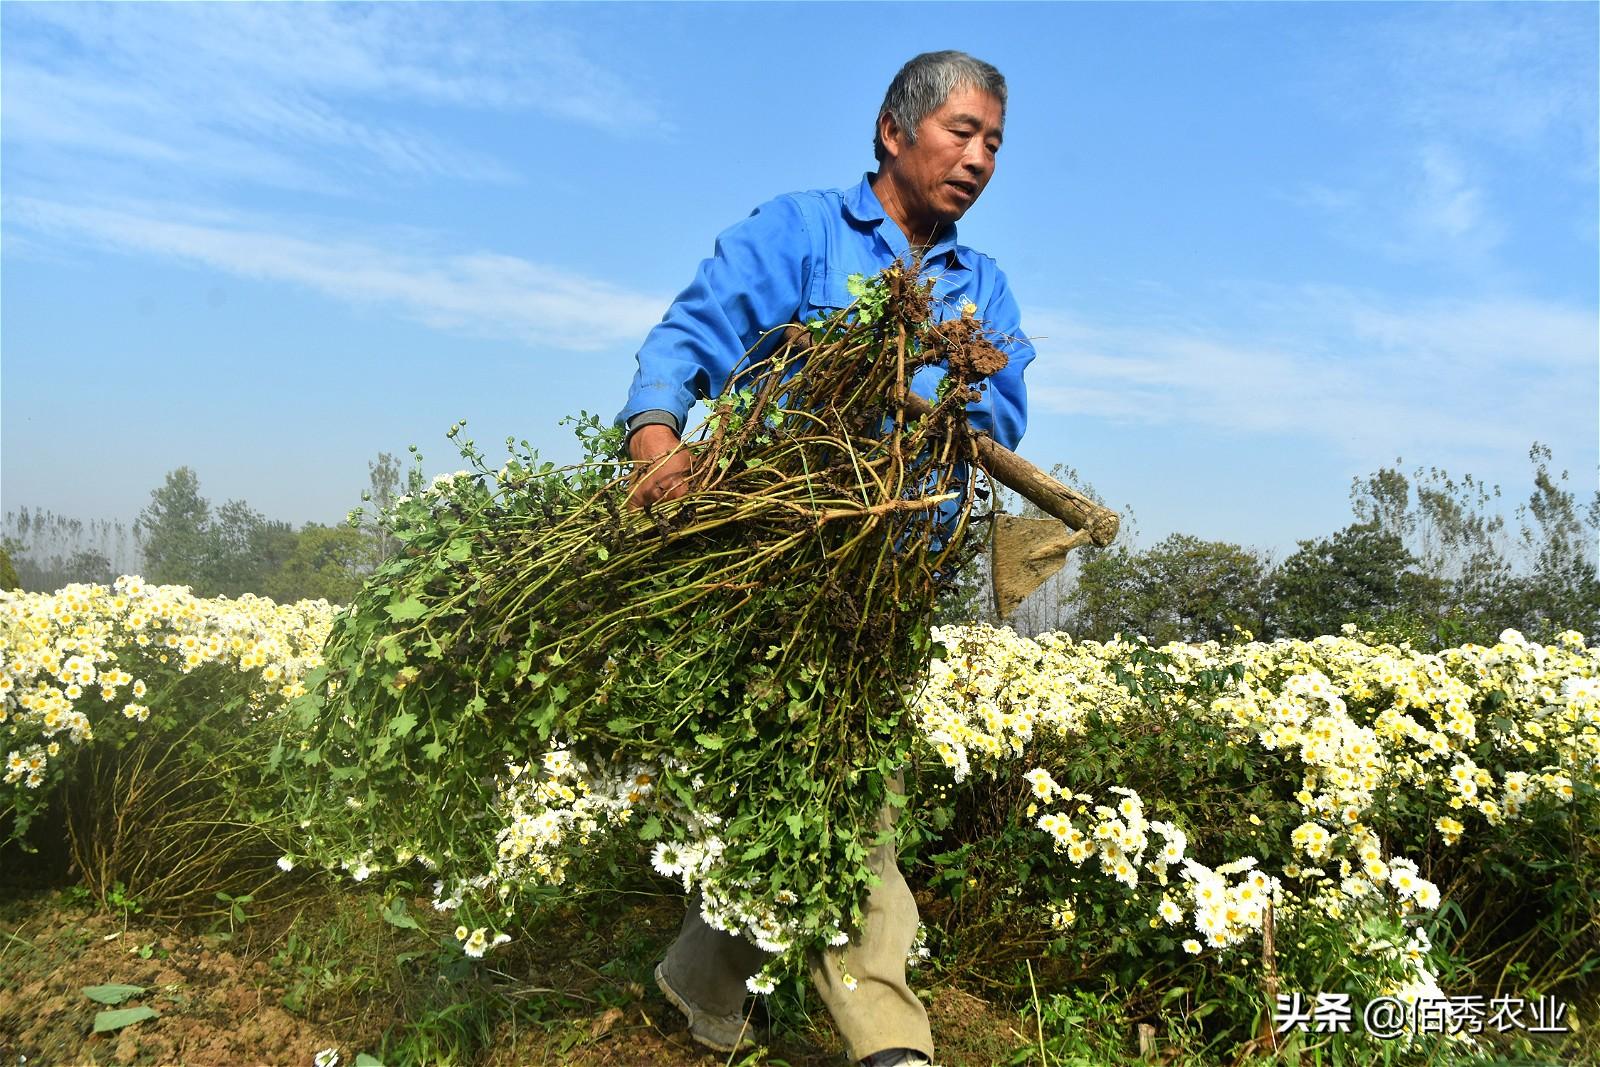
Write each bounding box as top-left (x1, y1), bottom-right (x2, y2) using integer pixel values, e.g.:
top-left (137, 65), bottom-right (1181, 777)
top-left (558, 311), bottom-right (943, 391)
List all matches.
top-left (901, 392), bottom-right (1120, 547)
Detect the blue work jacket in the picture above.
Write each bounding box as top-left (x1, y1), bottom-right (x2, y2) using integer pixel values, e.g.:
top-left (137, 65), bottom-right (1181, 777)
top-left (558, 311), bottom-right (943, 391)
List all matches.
top-left (617, 173), bottom-right (1033, 451)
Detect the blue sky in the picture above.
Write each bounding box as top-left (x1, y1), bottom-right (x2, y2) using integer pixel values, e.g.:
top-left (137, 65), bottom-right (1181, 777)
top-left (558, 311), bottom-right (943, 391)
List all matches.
top-left (3, 1), bottom-right (1596, 563)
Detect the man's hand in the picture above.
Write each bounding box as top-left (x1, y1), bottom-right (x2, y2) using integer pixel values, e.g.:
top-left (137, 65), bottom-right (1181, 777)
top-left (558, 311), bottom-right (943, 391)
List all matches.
top-left (627, 423), bottom-right (691, 509)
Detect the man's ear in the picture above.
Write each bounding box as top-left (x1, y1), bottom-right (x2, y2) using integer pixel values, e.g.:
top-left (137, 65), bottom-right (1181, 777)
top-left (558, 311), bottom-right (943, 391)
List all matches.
top-left (878, 112), bottom-right (905, 160)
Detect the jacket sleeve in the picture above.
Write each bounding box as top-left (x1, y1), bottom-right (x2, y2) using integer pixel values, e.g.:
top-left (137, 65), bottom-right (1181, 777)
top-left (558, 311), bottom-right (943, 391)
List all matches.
top-left (965, 267), bottom-right (1034, 452)
top-left (616, 196), bottom-right (812, 431)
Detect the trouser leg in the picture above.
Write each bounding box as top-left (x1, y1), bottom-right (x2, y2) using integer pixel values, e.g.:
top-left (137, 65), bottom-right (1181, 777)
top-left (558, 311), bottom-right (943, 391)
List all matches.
top-left (662, 893), bottom-right (770, 1016)
top-left (661, 774), bottom-right (932, 1061)
top-left (805, 776), bottom-right (933, 1062)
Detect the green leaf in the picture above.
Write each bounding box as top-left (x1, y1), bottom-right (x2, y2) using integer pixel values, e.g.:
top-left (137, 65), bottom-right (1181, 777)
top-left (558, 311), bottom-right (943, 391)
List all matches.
top-left (693, 733), bottom-right (724, 750)
top-left (93, 1006), bottom-right (158, 1033)
top-left (445, 539), bottom-right (472, 562)
top-left (389, 710), bottom-right (419, 738)
top-left (82, 984), bottom-right (145, 1005)
top-left (421, 740), bottom-right (447, 761)
top-left (638, 815), bottom-right (662, 841)
top-left (355, 1055), bottom-right (386, 1067)
top-left (290, 691), bottom-right (325, 728)
top-left (387, 596), bottom-right (428, 621)
top-left (381, 897), bottom-right (421, 931)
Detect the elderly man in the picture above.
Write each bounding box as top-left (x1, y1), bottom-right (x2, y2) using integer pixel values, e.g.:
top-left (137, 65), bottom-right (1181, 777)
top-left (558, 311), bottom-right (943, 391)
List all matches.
top-left (616, 51), bottom-right (1034, 1067)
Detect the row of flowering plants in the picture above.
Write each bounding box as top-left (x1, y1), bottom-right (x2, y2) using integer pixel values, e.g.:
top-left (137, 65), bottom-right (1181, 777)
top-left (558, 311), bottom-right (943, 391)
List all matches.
top-left (0, 578), bottom-right (335, 895)
top-left (905, 622), bottom-right (1597, 1056)
top-left (5, 576), bottom-right (1595, 1055)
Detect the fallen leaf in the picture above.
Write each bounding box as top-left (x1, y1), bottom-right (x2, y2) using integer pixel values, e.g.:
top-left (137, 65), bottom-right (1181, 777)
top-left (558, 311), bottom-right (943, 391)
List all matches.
top-left (587, 1006), bottom-right (625, 1039)
top-left (93, 1006), bottom-right (159, 1033)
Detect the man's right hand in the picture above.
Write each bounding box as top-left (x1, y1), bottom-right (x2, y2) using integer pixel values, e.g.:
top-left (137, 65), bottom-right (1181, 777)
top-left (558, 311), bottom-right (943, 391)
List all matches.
top-left (627, 424), bottom-right (691, 509)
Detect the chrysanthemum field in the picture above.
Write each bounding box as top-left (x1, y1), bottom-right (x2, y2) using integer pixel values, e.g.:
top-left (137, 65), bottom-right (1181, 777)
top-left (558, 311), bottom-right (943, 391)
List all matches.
top-left (2, 580), bottom-right (1595, 1065)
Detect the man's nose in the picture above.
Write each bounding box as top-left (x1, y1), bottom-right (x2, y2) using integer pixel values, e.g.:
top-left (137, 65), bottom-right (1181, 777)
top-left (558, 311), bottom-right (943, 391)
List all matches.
top-left (961, 141), bottom-right (992, 176)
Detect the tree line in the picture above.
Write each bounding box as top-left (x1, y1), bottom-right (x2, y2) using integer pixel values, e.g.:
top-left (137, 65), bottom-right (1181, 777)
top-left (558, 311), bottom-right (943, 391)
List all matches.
top-left (6, 443), bottom-right (1596, 648)
top-left (974, 442), bottom-right (1598, 647)
top-left (2, 453), bottom-right (420, 603)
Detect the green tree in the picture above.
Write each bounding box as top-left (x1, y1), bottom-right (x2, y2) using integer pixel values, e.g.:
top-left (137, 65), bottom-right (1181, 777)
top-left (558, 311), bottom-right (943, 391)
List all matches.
top-left (1264, 522), bottom-right (1440, 639)
top-left (1501, 443), bottom-right (1600, 638)
top-left (0, 542), bottom-right (20, 591)
top-left (3, 509), bottom-right (140, 591)
top-left (1070, 533), bottom-right (1269, 644)
top-left (134, 470), bottom-right (300, 597)
top-left (1350, 459), bottom-right (1511, 616)
top-left (60, 549), bottom-right (113, 586)
top-left (260, 524), bottom-right (370, 604)
top-left (134, 468), bottom-right (214, 589)
top-left (365, 451), bottom-right (403, 563)
top-left (207, 499), bottom-right (297, 596)
top-left (357, 450), bottom-right (428, 568)
top-left (1345, 446), bottom-right (1598, 643)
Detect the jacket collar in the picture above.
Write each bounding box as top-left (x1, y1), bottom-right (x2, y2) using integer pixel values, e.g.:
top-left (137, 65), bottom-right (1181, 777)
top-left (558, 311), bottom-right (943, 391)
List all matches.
top-left (846, 173), bottom-right (970, 271)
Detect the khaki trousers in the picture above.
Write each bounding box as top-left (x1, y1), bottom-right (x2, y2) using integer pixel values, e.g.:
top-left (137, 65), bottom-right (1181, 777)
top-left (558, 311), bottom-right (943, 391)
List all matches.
top-left (661, 783), bottom-right (933, 1061)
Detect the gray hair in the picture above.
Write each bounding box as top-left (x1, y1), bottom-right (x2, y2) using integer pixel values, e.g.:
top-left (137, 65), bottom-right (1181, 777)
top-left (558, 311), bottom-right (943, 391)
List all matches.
top-left (873, 51), bottom-right (1007, 164)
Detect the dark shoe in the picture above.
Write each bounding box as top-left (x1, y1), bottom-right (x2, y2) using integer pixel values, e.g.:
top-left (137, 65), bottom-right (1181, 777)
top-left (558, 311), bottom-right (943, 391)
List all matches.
top-left (654, 960), bottom-right (757, 1052)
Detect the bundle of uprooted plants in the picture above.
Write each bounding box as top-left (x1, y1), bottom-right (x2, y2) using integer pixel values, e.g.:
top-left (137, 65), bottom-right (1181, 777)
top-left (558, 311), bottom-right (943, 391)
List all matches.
top-left (276, 265), bottom-right (1009, 960)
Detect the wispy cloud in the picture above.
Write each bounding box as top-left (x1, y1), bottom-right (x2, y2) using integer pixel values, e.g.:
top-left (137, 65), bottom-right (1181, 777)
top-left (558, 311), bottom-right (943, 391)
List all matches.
top-left (1286, 140), bottom-right (1507, 276)
top-left (1372, 4), bottom-right (1598, 158)
top-left (1024, 285), bottom-right (1597, 471)
top-left (1404, 143), bottom-right (1497, 250)
top-left (10, 196), bottom-right (667, 352)
top-left (1290, 4), bottom-right (1595, 272)
top-left (1, 3), bottom-right (668, 195)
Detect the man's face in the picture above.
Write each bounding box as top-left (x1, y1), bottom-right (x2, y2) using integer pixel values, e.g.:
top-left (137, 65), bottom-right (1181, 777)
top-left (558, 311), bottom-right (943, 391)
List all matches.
top-left (879, 85), bottom-right (1004, 237)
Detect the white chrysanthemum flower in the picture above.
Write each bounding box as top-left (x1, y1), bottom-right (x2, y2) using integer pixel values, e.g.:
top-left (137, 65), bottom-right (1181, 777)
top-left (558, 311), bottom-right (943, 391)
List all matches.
top-left (651, 842), bottom-right (685, 878)
top-left (1023, 767), bottom-right (1060, 800)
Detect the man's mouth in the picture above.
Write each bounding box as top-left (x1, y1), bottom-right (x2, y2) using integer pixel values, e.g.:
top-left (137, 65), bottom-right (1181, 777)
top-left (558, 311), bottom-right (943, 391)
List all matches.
top-left (946, 180), bottom-right (977, 200)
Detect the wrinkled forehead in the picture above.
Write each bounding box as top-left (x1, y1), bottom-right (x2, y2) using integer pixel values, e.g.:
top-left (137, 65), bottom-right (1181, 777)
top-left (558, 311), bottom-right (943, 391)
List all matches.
top-left (937, 86), bottom-right (1006, 137)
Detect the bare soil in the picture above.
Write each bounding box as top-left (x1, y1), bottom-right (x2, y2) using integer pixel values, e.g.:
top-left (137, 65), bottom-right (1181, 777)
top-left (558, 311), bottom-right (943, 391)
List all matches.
top-left (0, 890), bottom-right (1030, 1067)
top-left (0, 899), bottom-right (343, 1066)
top-left (484, 982), bottom-right (1026, 1067)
